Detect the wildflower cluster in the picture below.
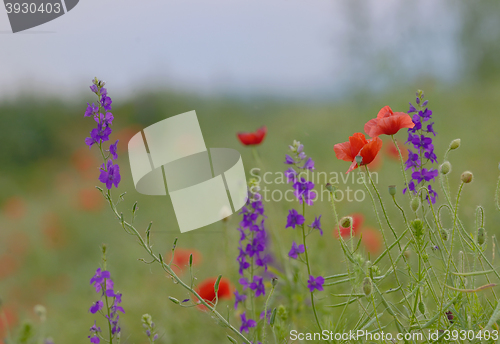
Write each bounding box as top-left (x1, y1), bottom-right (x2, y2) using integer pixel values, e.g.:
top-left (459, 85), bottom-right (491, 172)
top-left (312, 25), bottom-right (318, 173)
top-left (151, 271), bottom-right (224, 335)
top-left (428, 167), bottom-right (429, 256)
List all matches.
top-left (284, 140), bottom-right (316, 205)
top-left (404, 90), bottom-right (438, 203)
top-left (235, 178), bottom-right (270, 334)
top-left (88, 266), bottom-right (124, 343)
top-left (141, 314), bottom-right (159, 343)
top-left (84, 78), bottom-right (121, 190)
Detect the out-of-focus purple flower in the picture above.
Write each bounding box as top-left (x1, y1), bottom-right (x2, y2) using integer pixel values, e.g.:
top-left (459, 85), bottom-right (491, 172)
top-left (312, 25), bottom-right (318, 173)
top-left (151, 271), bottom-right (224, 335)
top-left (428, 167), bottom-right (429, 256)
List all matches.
top-left (234, 290), bottom-right (247, 309)
top-left (288, 241), bottom-right (305, 259)
top-left (240, 312), bottom-right (257, 333)
top-left (408, 103), bottom-right (417, 113)
top-left (88, 321), bottom-right (101, 343)
top-left (302, 157), bottom-right (315, 170)
top-left (286, 209), bottom-right (305, 229)
top-left (260, 309), bottom-right (272, 324)
top-left (109, 140), bottom-right (119, 160)
top-left (90, 268), bottom-right (111, 292)
top-left (285, 168), bottom-right (298, 183)
top-left (99, 160), bottom-right (121, 190)
top-left (308, 215), bottom-right (322, 236)
top-left (89, 300), bottom-right (103, 314)
top-left (249, 276), bottom-right (265, 297)
top-left (285, 154), bottom-right (295, 164)
top-left (90, 84), bottom-right (98, 93)
top-left (307, 275), bottom-right (325, 292)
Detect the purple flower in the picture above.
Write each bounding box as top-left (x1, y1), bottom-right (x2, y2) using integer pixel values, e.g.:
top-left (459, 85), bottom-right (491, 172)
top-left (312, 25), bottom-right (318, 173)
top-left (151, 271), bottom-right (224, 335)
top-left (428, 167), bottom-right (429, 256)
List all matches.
top-left (307, 275), bottom-right (325, 292)
top-left (405, 150), bottom-right (420, 170)
top-left (411, 168), bottom-right (438, 184)
top-left (260, 309), bottom-right (272, 324)
top-left (249, 276), bottom-right (265, 297)
top-left (85, 103), bottom-right (99, 117)
top-left (308, 215), bottom-right (322, 235)
top-left (239, 312), bottom-right (256, 333)
top-left (408, 103), bottom-right (417, 113)
top-left (234, 290), bottom-right (247, 309)
top-left (302, 157), bottom-right (315, 170)
top-left (286, 209), bottom-right (305, 229)
top-left (101, 95), bottom-right (112, 111)
top-left (293, 178), bottom-right (316, 205)
top-left (90, 84), bottom-right (98, 93)
top-left (284, 154), bottom-right (295, 164)
top-left (109, 140), bottom-right (119, 160)
top-left (90, 268), bottom-right (110, 292)
top-left (89, 300), bottom-right (103, 314)
top-left (88, 321), bottom-right (101, 343)
top-left (288, 241), bottom-right (305, 259)
top-left (94, 112), bottom-right (114, 126)
top-left (99, 160), bottom-right (121, 190)
top-left (86, 123), bottom-right (112, 147)
top-left (411, 135), bottom-right (433, 151)
top-left (285, 168), bottom-right (298, 183)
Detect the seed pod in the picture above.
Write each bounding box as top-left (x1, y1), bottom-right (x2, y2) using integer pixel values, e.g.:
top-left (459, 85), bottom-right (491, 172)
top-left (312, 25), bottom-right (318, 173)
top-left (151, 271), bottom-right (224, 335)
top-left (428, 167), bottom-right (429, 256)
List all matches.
top-left (461, 171), bottom-right (473, 183)
top-left (477, 227), bottom-right (486, 245)
top-left (418, 301), bottom-right (425, 315)
top-left (440, 161), bottom-right (451, 175)
top-left (340, 216), bottom-right (351, 228)
top-left (362, 277), bottom-right (373, 297)
top-left (411, 197), bottom-right (420, 212)
top-left (449, 139), bottom-right (461, 150)
top-left (355, 155), bottom-right (363, 165)
top-left (388, 185), bottom-right (396, 196)
top-left (440, 229), bottom-right (449, 241)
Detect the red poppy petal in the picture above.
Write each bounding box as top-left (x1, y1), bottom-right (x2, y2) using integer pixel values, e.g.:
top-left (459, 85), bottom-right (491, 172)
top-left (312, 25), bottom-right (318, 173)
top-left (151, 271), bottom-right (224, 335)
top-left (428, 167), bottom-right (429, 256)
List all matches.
top-left (334, 141), bottom-right (354, 162)
top-left (377, 106), bottom-right (393, 119)
top-left (360, 137), bottom-right (383, 166)
top-left (364, 118), bottom-right (380, 137)
top-left (348, 133), bottom-right (368, 157)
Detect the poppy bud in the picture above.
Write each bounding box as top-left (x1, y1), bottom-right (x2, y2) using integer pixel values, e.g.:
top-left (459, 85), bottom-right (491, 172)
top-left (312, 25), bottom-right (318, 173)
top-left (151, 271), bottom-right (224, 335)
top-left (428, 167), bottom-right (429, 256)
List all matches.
top-left (461, 171), bottom-right (473, 183)
top-left (418, 301), bottom-right (425, 315)
top-left (362, 277), bottom-right (372, 297)
top-left (388, 185), bottom-right (396, 196)
top-left (440, 229), bottom-right (449, 241)
top-left (477, 227), bottom-right (486, 245)
top-left (272, 277), bottom-right (278, 287)
top-left (411, 197), bottom-right (420, 212)
top-left (355, 155), bottom-right (363, 166)
top-left (326, 183), bottom-right (334, 192)
top-left (440, 161), bottom-right (451, 175)
top-left (340, 216), bottom-right (351, 228)
top-left (449, 139), bottom-right (461, 150)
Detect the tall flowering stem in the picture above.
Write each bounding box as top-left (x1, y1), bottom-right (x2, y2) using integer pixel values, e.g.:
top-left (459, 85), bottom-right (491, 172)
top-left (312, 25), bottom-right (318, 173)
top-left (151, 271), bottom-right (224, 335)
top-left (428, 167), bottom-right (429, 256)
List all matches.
top-left (235, 177), bottom-right (270, 341)
top-left (404, 90), bottom-right (438, 203)
top-left (82, 78), bottom-right (252, 344)
top-left (88, 244), bottom-right (124, 344)
top-left (284, 140), bottom-right (323, 332)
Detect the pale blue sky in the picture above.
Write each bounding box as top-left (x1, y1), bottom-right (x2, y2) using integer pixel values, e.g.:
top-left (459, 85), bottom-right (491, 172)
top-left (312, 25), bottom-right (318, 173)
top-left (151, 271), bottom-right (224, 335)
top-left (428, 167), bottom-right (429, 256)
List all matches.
top-left (0, 0), bottom-right (461, 100)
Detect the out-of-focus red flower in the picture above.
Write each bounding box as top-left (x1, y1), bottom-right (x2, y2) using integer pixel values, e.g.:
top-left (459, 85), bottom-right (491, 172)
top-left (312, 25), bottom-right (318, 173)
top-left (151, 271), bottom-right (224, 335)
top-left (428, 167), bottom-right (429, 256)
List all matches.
top-left (334, 133), bottom-right (383, 173)
top-left (168, 248), bottom-right (202, 274)
top-left (334, 213), bottom-right (365, 238)
top-left (0, 304), bottom-right (18, 342)
top-left (364, 106), bottom-right (414, 137)
top-left (71, 147), bottom-right (100, 180)
top-left (361, 227), bottom-right (383, 254)
top-left (386, 139), bottom-right (408, 161)
top-left (195, 277), bottom-right (233, 309)
top-left (237, 126), bottom-right (267, 146)
top-left (2, 197), bottom-right (26, 221)
top-left (42, 213), bottom-right (67, 249)
top-left (77, 189), bottom-right (104, 212)
top-left (0, 254), bottom-right (19, 280)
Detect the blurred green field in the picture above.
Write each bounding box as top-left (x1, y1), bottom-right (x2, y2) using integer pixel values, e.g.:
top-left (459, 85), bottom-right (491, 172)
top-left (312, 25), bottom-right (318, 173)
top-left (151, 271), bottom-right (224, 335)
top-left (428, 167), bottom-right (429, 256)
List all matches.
top-left (2, 79), bottom-right (500, 343)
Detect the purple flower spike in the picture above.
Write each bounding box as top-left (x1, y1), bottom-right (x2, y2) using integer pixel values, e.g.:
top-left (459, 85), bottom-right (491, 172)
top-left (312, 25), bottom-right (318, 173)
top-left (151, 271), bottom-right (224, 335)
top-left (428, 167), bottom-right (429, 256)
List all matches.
top-left (307, 275), bottom-right (325, 292)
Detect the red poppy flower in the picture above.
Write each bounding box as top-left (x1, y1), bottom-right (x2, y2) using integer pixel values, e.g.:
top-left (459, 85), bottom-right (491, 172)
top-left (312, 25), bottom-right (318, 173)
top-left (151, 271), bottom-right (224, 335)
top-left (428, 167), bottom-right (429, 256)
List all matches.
top-left (361, 227), bottom-right (382, 254)
top-left (364, 106), bottom-right (414, 137)
top-left (333, 213), bottom-right (365, 238)
top-left (237, 126), bottom-right (267, 145)
top-left (196, 277), bottom-right (232, 310)
top-left (386, 139), bottom-right (408, 161)
top-left (334, 133), bottom-right (383, 173)
top-left (168, 248), bottom-right (202, 274)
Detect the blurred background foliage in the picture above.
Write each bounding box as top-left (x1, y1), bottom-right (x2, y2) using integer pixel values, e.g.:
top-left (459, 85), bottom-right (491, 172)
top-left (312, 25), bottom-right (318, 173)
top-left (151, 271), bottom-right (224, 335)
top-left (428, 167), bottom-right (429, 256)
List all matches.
top-left (2, 1), bottom-right (500, 342)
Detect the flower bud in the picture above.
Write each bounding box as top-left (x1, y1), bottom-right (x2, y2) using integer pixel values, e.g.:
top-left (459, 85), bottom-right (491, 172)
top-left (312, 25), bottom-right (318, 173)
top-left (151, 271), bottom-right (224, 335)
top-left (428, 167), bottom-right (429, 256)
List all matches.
top-left (272, 277), bottom-right (278, 287)
top-left (340, 216), bottom-right (351, 228)
top-left (411, 197), bottom-right (420, 212)
top-left (362, 277), bottom-right (372, 297)
top-left (418, 301), bottom-right (425, 315)
top-left (388, 185), bottom-right (396, 196)
top-left (355, 155), bottom-right (363, 165)
top-left (326, 183), bottom-right (334, 192)
top-left (449, 139), bottom-right (461, 150)
top-left (440, 229), bottom-right (449, 241)
top-left (440, 161), bottom-right (451, 175)
top-left (461, 171), bottom-right (473, 183)
top-left (477, 227), bottom-right (486, 245)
